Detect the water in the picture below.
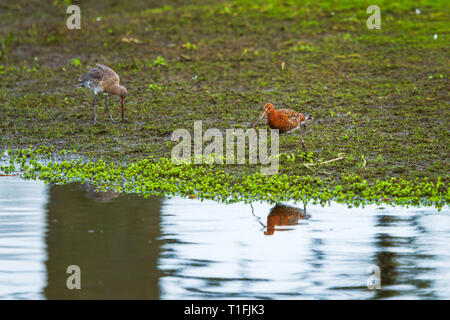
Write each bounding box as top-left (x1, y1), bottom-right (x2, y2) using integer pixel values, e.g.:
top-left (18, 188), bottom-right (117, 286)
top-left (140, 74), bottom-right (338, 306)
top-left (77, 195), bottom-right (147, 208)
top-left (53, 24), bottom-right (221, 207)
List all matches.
top-left (0, 176), bottom-right (449, 299)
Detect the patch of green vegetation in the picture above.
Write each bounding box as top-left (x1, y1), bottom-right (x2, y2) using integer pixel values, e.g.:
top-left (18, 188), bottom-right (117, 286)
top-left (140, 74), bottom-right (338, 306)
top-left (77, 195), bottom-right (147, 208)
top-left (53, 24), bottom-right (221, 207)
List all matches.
top-left (151, 56), bottom-right (168, 67)
top-left (0, 32), bottom-right (13, 62)
top-left (0, 147), bottom-right (448, 209)
top-left (182, 42), bottom-right (198, 51)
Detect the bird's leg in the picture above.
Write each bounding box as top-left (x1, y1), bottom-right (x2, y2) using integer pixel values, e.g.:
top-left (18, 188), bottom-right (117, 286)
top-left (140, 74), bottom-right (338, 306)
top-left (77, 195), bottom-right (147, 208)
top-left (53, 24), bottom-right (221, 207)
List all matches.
top-left (104, 95), bottom-right (118, 124)
top-left (301, 139), bottom-right (307, 162)
top-left (91, 95), bottom-right (101, 125)
top-left (301, 123), bottom-right (308, 159)
top-left (301, 139), bottom-right (307, 153)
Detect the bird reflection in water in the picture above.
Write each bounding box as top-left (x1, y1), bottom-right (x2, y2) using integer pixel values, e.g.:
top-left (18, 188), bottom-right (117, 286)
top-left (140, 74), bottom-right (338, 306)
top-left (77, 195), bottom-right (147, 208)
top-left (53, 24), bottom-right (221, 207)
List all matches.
top-left (251, 203), bottom-right (309, 235)
top-left (83, 183), bottom-right (119, 203)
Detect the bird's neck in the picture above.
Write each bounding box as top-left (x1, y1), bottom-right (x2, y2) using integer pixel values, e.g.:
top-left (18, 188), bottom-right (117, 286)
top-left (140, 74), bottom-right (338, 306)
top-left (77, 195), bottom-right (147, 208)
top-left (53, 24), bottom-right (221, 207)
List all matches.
top-left (106, 84), bottom-right (125, 96)
top-left (266, 109), bottom-right (279, 122)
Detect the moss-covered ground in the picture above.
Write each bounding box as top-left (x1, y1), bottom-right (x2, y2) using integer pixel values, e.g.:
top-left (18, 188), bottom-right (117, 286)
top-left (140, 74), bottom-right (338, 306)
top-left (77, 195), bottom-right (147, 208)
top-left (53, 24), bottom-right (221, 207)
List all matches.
top-left (0, 0), bottom-right (448, 206)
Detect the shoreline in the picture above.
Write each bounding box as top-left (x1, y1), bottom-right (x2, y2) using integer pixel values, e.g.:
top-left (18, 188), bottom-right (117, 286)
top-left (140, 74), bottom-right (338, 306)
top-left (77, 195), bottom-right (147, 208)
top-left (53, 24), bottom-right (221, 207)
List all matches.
top-left (1, 146), bottom-right (447, 209)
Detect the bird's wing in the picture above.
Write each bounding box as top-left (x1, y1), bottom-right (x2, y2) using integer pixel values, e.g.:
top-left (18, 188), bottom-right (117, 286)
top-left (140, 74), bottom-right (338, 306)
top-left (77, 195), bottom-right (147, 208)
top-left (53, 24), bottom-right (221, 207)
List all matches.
top-left (78, 67), bottom-right (104, 84)
top-left (270, 204), bottom-right (302, 216)
top-left (278, 109), bottom-right (305, 131)
top-left (96, 64), bottom-right (120, 83)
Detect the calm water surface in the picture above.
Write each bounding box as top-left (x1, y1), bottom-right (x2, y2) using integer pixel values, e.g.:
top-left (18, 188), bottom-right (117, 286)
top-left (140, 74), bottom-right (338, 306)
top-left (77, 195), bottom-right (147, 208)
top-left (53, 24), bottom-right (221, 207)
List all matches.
top-left (0, 176), bottom-right (449, 299)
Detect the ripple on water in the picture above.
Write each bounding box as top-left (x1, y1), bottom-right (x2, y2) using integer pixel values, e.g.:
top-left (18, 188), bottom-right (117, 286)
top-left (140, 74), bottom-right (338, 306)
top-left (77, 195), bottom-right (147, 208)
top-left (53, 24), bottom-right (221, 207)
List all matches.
top-left (0, 177), bottom-right (449, 299)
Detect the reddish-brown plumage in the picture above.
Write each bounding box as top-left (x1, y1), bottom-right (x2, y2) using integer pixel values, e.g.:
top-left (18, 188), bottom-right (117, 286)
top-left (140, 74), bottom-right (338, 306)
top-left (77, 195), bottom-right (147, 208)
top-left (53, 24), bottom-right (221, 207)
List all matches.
top-left (265, 204), bottom-right (308, 235)
top-left (253, 103), bottom-right (311, 133)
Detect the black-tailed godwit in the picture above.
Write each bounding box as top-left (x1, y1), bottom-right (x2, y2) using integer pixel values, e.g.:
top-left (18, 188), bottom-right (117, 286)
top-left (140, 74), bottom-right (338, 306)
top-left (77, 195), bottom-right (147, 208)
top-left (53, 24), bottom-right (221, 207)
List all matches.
top-left (264, 204), bottom-right (308, 235)
top-left (77, 64), bottom-right (127, 123)
top-left (253, 103), bottom-right (312, 151)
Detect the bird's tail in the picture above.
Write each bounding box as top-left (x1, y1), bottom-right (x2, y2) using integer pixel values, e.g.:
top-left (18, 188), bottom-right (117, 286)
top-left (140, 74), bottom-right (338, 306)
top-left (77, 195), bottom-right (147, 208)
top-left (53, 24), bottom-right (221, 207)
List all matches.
top-left (77, 73), bottom-right (90, 88)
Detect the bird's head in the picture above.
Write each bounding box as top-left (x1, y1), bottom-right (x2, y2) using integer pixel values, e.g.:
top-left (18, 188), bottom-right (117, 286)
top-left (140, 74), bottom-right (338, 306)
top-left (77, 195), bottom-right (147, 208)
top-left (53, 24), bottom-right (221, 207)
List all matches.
top-left (120, 86), bottom-right (128, 100)
top-left (253, 103), bottom-right (275, 128)
top-left (263, 103), bottom-right (275, 114)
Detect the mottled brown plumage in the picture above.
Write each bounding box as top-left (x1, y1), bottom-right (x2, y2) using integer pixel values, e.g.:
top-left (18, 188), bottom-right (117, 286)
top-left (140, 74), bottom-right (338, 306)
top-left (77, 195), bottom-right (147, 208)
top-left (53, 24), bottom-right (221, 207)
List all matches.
top-left (253, 103), bottom-right (311, 133)
top-left (253, 103), bottom-right (312, 153)
top-left (77, 64), bottom-right (127, 123)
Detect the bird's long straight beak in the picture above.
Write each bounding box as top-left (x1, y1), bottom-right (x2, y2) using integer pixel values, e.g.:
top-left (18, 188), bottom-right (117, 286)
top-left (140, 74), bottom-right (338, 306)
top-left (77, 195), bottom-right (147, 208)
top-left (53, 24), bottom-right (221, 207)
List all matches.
top-left (252, 111), bottom-right (267, 128)
top-left (121, 98), bottom-right (125, 122)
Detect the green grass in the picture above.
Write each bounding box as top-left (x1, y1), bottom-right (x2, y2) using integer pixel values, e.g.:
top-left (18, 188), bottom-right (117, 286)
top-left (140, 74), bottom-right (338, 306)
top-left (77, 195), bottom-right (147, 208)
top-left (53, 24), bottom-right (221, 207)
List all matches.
top-left (1, 146), bottom-right (447, 208)
top-left (0, 0), bottom-right (448, 205)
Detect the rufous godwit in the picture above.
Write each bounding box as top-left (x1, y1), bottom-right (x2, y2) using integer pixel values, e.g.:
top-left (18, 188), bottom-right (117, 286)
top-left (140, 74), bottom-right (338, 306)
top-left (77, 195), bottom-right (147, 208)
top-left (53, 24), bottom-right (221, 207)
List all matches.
top-left (249, 202), bottom-right (308, 235)
top-left (264, 203), bottom-right (308, 235)
top-left (253, 103), bottom-right (312, 151)
top-left (77, 64), bottom-right (127, 124)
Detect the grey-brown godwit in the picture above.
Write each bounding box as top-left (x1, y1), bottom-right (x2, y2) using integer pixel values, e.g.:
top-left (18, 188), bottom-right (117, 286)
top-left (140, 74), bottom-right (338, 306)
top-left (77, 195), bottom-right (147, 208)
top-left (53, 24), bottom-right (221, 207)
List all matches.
top-left (77, 64), bottom-right (128, 124)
